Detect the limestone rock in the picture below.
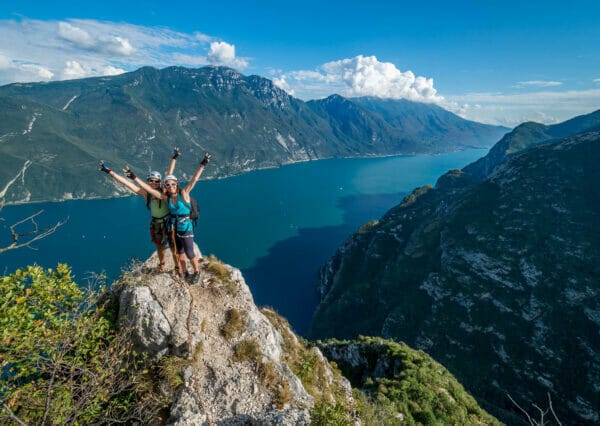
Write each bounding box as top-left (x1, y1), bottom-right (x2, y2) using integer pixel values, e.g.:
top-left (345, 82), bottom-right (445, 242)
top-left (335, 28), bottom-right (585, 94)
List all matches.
top-left (114, 244), bottom-right (351, 424)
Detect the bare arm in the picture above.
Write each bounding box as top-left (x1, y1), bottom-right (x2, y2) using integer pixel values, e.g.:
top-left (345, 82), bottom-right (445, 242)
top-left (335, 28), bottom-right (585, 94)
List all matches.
top-left (133, 176), bottom-right (165, 200)
top-left (181, 153), bottom-right (210, 201)
top-left (166, 147), bottom-right (180, 175)
top-left (99, 161), bottom-right (145, 197)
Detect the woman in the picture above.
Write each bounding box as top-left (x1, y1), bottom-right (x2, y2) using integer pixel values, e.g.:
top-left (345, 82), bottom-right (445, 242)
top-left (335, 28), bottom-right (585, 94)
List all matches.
top-left (99, 148), bottom-right (180, 271)
top-left (132, 152), bottom-right (210, 281)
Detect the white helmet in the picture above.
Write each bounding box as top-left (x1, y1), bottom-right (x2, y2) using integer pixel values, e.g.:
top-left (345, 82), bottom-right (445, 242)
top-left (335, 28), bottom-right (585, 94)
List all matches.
top-left (164, 174), bottom-right (178, 182)
top-left (146, 171), bottom-right (161, 181)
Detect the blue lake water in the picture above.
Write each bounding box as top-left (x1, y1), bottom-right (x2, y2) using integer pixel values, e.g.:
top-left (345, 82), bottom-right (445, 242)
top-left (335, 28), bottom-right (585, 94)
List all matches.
top-left (0, 149), bottom-right (486, 335)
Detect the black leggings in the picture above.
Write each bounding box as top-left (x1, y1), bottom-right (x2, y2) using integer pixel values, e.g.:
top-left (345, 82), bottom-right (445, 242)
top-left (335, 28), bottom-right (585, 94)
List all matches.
top-left (171, 230), bottom-right (196, 259)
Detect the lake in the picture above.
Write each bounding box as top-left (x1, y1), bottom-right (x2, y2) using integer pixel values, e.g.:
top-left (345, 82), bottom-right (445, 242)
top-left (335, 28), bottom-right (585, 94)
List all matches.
top-left (0, 149), bottom-right (486, 335)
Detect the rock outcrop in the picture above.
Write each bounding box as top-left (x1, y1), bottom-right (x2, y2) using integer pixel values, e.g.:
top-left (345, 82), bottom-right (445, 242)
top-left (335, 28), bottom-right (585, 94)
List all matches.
top-left (114, 246), bottom-right (356, 425)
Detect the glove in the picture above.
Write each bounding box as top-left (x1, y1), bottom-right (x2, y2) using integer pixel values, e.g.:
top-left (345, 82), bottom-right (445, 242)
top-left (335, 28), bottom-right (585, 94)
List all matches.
top-left (99, 161), bottom-right (112, 174)
top-left (123, 165), bottom-right (137, 180)
top-left (201, 152), bottom-right (211, 166)
top-left (172, 147), bottom-right (180, 160)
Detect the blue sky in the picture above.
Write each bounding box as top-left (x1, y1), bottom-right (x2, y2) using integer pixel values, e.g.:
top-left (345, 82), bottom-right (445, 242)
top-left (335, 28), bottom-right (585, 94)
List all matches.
top-left (1, 0), bottom-right (599, 126)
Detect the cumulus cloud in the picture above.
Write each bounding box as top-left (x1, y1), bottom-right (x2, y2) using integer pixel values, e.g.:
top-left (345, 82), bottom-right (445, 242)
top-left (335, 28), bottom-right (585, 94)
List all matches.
top-left (62, 60), bottom-right (124, 80)
top-left (207, 41), bottom-right (248, 68)
top-left (515, 80), bottom-right (562, 88)
top-left (276, 55), bottom-right (442, 103)
top-left (272, 76), bottom-right (295, 96)
top-left (594, 78), bottom-right (600, 84)
top-left (58, 22), bottom-right (135, 56)
top-left (0, 18), bottom-right (249, 85)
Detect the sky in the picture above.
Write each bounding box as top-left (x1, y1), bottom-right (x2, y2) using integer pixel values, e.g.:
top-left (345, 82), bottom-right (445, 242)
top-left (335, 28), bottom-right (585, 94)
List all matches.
top-left (0, 0), bottom-right (599, 127)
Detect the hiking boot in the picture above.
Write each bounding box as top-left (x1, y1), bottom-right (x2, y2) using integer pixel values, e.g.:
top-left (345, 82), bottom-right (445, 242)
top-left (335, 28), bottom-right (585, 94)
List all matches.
top-left (189, 271), bottom-right (200, 284)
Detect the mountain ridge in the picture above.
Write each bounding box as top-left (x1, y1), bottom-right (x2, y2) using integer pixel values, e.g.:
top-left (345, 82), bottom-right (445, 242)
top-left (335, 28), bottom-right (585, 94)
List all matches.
top-left (0, 65), bottom-right (507, 204)
top-left (310, 123), bottom-right (600, 423)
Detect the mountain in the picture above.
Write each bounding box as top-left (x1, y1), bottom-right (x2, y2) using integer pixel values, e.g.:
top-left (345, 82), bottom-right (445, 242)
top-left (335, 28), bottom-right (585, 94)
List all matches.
top-left (0, 66), bottom-right (506, 204)
top-left (310, 124), bottom-right (600, 423)
top-left (306, 95), bottom-right (508, 156)
top-left (351, 96), bottom-right (509, 150)
top-left (464, 109), bottom-right (600, 178)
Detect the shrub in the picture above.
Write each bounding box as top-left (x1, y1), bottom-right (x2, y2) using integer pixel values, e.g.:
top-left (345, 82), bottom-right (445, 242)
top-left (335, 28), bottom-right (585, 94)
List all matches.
top-left (221, 308), bottom-right (247, 340)
top-left (232, 338), bottom-right (261, 363)
top-left (0, 264), bottom-right (168, 425)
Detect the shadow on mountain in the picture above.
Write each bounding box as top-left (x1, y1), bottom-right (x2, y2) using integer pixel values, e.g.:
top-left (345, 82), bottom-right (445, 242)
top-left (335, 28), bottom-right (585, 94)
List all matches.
top-left (242, 191), bottom-right (407, 336)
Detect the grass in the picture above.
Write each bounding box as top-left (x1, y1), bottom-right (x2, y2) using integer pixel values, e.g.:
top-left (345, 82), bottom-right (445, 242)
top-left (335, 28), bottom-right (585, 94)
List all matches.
top-left (206, 255), bottom-right (238, 295)
top-left (232, 338), bottom-right (261, 363)
top-left (260, 308), bottom-right (356, 422)
top-left (159, 355), bottom-right (190, 390)
top-left (221, 308), bottom-right (247, 340)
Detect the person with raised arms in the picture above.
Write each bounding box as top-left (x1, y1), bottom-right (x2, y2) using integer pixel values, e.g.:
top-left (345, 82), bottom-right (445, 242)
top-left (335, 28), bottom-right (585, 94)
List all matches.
top-left (127, 152), bottom-right (210, 282)
top-left (99, 148), bottom-right (180, 272)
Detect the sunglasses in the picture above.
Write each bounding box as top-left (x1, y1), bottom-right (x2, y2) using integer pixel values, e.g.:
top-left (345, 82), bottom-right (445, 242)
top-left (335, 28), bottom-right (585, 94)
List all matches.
top-left (165, 182), bottom-right (177, 187)
top-left (147, 179), bottom-right (160, 184)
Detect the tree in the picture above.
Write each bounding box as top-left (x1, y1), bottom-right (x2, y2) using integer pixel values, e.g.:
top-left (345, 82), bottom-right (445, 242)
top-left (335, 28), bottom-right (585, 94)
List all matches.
top-left (0, 265), bottom-right (166, 424)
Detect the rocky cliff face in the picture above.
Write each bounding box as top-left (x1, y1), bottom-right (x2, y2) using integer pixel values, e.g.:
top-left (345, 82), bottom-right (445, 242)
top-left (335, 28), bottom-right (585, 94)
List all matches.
top-left (311, 129), bottom-right (600, 424)
top-left (113, 247), bottom-right (356, 425)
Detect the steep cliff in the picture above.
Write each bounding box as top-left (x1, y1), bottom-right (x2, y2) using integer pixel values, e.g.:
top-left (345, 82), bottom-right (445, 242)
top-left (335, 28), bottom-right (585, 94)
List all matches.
top-left (311, 129), bottom-right (600, 423)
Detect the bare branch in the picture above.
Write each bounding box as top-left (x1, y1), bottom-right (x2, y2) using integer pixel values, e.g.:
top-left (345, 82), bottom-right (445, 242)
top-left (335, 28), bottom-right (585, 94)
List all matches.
top-left (1, 400), bottom-right (29, 426)
top-left (0, 208), bottom-right (68, 254)
top-left (507, 393), bottom-right (536, 426)
top-left (548, 393), bottom-right (562, 426)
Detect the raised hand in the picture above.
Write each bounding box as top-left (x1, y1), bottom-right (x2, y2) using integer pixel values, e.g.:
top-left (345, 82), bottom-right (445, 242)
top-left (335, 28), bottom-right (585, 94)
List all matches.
top-left (201, 152), bottom-right (211, 166)
top-left (172, 147), bottom-right (181, 159)
top-left (123, 165), bottom-right (137, 180)
top-left (99, 160), bottom-right (112, 174)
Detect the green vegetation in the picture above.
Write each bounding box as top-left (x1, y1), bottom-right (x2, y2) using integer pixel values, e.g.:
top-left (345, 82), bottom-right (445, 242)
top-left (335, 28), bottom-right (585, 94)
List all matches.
top-left (318, 337), bottom-right (501, 425)
top-left (206, 255), bottom-right (237, 295)
top-left (0, 264), bottom-right (169, 424)
top-left (311, 128), bottom-right (600, 423)
top-left (159, 356), bottom-right (190, 390)
top-left (221, 308), bottom-right (247, 340)
top-left (232, 338), bottom-right (261, 363)
top-left (358, 220), bottom-right (379, 234)
top-left (261, 308), bottom-right (357, 424)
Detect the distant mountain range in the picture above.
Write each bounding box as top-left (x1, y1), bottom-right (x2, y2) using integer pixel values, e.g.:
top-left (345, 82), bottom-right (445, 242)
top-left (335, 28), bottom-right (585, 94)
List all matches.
top-left (0, 66), bottom-right (507, 204)
top-left (310, 110), bottom-right (600, 424)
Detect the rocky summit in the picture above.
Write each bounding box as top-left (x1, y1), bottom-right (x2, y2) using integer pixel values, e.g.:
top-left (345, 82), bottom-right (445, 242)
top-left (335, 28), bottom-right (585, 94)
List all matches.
top-left (112, 246), bottom-right (356, 425)
top-left (310, 127), bottom-right (600, 423)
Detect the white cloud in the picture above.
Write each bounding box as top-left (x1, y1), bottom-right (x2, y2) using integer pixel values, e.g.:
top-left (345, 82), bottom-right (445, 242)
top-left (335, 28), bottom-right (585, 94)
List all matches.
top-left (62, 60), bottom-right (124, 80)
top-left (277, 55), bottom-right (442, 103)
top-left (21, 64), bottom-right (54, 80)
top-left (272, 76), bottom-right (295, 96)
top-left (444, 89), bottom-right (600, 127)
top-left (58, 22), bottom-right (135, 56)
top-left (0, 18), bottom-right (248, 85)
top-left (515, 80), bottom-right (562, 88)
top-left (207, 41), bottom-right (248, 69)
top-left (0, 52), bottom-right (11, 69)
top-left (594, 78), bottom-right (600, 84)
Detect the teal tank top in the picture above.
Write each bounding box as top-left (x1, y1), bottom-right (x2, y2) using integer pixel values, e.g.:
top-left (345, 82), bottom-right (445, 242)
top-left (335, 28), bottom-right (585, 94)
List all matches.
top-left (168, 195), bottom-right (193, 233)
